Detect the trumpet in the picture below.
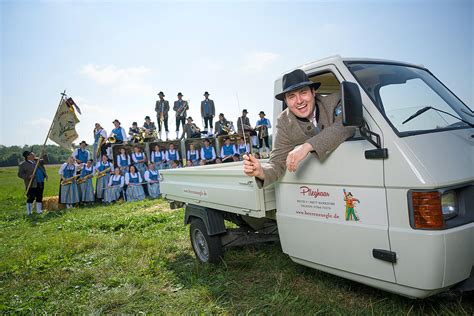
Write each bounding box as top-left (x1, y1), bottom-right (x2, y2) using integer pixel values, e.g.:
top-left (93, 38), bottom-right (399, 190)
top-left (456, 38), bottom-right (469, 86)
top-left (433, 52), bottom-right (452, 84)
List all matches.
top-left (107, 133), bottom-right (117, 143)
top-left (61, 175), bottom-right (79, 185)
top-left (76, 174), bottom-right (93, 184)
top-left (96, 167), bottom-right (111, 179)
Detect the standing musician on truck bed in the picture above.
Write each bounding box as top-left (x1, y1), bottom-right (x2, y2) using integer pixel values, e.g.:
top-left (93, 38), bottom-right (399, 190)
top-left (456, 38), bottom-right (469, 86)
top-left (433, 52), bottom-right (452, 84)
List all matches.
top-left (243, 69), bottom-right (355, 187)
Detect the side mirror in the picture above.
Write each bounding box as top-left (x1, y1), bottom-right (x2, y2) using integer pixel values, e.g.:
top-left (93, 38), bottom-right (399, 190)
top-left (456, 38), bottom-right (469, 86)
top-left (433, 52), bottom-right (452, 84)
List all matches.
top-left (341, 81), bottom-right (364, 127)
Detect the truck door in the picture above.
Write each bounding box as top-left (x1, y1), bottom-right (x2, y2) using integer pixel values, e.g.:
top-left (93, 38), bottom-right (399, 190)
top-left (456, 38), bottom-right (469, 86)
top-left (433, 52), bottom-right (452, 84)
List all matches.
top-left (275, 65), bottom-right (395, 283)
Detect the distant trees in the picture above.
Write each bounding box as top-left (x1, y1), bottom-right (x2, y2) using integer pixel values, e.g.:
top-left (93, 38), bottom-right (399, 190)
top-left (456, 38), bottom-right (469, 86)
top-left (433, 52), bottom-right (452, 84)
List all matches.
top-left (0, 144), bottom-right (92, 167)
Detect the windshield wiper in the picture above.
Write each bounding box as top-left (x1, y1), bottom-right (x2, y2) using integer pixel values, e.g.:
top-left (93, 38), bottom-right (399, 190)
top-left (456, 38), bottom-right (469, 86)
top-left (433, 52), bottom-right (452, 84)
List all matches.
top-left (402, 106), bottom-right (474, 127)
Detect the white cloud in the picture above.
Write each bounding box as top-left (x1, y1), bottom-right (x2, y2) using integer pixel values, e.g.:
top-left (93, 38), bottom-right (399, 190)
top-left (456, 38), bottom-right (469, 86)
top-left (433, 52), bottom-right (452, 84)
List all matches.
top-left (80, 64), bottom-right (151, 85)
top-left (242, 52), bottom-right (279, 73)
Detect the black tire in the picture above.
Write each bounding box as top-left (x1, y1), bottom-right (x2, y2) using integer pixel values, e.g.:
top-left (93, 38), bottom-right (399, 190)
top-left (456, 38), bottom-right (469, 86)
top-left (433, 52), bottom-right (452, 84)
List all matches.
top-left (189, 218), bottom-right (223, 264)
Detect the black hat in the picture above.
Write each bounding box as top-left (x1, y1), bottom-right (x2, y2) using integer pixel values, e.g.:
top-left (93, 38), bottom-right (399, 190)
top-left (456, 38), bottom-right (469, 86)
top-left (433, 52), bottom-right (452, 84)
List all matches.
top-left (259, 111), bottom-right (266, 116)
top-left (275, 69), bottom-right (321, 101)
top-left (145, 116), bottom-right (151, 120)
top-left (204, 91), bottom-right (210, 96)
top-left (219, 113), bottom-right (224, 117)
top-left (177, 92), bottom-right (183, 96)
top-left (242, 109), bottom-right (248, 113)
top-left (79, 140), bottom-right (88, 146)
top-left (112, 119), bottom-right (121, 124)
top-left (187, 116), bottom-right (193, 121)
top-left (132, 122), bottom-right (138, 126)
top-left (224, 137), bottom-right (230, 141)
top-left (22, 150), bottom-right (31, 158)
top-left (157, 91), bottom-right (165, 96)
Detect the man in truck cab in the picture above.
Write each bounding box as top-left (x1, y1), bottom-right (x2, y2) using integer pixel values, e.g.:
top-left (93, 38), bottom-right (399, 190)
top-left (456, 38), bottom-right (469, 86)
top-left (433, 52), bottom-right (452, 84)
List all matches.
top-left (243, 69), bottom-right (355, 187)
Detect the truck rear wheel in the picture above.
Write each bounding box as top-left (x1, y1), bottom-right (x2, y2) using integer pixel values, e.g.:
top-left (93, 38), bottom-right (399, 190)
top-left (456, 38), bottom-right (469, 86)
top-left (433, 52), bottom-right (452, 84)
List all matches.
top-left (190, 218), bottom-right (223, 264)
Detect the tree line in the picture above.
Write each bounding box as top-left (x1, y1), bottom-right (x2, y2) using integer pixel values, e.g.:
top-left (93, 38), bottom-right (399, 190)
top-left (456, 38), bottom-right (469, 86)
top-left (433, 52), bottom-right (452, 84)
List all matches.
top-left (0, 144), bottom-right (92, 167)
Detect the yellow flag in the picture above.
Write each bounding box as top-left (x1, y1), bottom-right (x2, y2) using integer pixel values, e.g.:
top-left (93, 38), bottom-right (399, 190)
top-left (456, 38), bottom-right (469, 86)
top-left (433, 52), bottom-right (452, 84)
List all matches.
top-left (49, 98), bottom-right (80, 151)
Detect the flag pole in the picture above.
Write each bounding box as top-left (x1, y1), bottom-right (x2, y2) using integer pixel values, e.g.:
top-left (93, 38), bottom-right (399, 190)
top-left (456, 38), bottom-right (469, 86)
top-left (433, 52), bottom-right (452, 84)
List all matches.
top-left (25, 90), bottom-right (67, 195)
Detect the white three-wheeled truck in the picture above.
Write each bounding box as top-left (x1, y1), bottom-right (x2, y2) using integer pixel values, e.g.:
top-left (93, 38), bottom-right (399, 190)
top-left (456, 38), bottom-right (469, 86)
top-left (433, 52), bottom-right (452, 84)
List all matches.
top-left (160, 56), bottom-right (474, 299)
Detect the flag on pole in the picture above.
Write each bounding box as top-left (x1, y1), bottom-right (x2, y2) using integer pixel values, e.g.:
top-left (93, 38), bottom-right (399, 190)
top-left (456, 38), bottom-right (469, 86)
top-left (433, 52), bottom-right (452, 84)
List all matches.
top-left (66, 97), bottom-right (81, 115)
top-left (49, 97), bottom-right (80, 151)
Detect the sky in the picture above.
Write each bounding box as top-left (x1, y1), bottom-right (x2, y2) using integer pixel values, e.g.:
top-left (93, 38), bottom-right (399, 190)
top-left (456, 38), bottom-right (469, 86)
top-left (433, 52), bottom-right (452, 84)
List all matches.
top-left (1, 0), bottom-right (472, 146)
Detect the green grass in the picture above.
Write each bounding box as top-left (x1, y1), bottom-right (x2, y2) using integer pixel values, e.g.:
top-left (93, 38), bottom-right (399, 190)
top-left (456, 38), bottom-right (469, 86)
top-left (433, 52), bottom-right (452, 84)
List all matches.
top-left (0, 165), bottom-right (473, 314)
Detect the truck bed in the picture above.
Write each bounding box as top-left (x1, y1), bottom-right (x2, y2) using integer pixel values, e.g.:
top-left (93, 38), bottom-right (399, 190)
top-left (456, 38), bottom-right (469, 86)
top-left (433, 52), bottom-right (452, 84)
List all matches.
top-left (160, 161), bottom-right (276, 218)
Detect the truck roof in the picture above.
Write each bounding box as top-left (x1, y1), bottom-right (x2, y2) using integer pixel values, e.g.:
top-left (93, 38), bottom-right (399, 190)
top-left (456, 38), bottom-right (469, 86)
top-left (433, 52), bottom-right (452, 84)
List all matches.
top-left (278, 55), bottom-right (425, 78)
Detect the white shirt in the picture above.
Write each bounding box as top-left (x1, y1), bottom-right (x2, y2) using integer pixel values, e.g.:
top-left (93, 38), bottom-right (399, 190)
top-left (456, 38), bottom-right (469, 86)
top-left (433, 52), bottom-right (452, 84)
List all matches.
top-left (131, 152), bottom-right (146, 163)
top-left (187, 150), bottom-right (200, 161)
top-left (95, 128), bottom-right (107, 141)
top-left (109, 127), bottom-right (127, 142)
top-left (237, 143), bottom-right (250, 154)
top-left (108, 174), bottom-right (124, 187)
top-left (95, 161), bottom-right (114, 173)
top-left (144, 169), bottom-right (159, 183)
top-left (200, 146), bottom-right (216, 160)
top-left (116, 154), bottom-right (131, 167)
top-left (165, 149), bottom-right (180, 161)
top-left (125, 172), bottom-right (142, 185)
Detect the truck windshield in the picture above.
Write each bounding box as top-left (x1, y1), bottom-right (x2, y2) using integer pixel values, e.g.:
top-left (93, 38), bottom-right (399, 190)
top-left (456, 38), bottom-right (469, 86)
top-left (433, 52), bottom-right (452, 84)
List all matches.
top-left (346, 62), bottom-right (473, 135)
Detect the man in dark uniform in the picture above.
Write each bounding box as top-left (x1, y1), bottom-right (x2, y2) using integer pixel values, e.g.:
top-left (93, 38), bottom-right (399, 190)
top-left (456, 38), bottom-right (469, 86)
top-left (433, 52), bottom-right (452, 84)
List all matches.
top-left (155, 91), bottom-right (170, 140)
top-left (18, 151), bottom-right (48, 215)
top-left (200, 91), bottom-right (215, 135)
top-left (173, 92), bottom-right (188, 139)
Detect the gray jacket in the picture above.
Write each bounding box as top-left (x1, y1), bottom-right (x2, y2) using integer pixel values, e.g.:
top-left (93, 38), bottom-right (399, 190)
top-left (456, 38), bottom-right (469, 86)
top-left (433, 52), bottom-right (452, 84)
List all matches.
top-left (18, 159), bottom-right (48, 189)
top-left (257, 92), bottom-right (355, 188)
top-left (173, 100), bottom-right (188, 118)
top-left (200, 99), bottom-right (215, 117)
top-left (155, 99), bottom-right (170, 118)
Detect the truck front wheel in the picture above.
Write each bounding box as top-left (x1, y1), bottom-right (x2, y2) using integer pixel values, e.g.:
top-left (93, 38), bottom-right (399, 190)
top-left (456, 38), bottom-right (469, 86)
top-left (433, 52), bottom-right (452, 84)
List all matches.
top-left (190, 218), bottom-right (223, 264)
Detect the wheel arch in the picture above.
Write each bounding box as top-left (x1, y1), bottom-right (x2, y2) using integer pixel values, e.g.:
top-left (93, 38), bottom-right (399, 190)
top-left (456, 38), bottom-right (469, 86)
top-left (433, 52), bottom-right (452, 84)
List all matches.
top-left (184, 204), bottom-right (226, 236)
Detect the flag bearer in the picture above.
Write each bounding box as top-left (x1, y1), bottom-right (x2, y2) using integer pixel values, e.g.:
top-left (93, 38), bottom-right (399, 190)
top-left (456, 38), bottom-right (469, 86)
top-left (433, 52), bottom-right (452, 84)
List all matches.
top-left (17, 151), bottom-right (48, 215)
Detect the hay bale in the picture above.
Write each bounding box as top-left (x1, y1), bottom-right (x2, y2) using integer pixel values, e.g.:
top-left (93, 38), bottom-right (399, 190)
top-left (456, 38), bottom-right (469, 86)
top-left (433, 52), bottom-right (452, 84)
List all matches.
top-left (43, 196), bottom-right (65, 211)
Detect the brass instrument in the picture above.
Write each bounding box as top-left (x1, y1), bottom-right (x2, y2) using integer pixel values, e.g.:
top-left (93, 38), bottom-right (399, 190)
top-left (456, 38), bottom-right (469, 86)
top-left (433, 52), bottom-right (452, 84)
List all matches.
top-left (107, 133), bottom-right (117, 143)
top-left (96, 135), bottom-right (106, 159)
top-left (176, 100), bottom-right (188, 117)
top-left (96, 167), bottom-right (111, 179)
top-left (222, 121), bottom-right (235, 135)
top-left (77, 174), bottom-right (93, 184)
top-left (131, 127), bottom-right (146, 144)
top-left (256, 125), bottom-right (268, 140)
top-left (61, 175), bottom-right (79, 185)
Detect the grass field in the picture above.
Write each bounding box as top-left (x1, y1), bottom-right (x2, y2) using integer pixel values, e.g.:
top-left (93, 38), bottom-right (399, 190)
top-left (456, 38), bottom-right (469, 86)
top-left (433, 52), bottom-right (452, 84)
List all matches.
top-left (0, 165), bottom-right (473, 314)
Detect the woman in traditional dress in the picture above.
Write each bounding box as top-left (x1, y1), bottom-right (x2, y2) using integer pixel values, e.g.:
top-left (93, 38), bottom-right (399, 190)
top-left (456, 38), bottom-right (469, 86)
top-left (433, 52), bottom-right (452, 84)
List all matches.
top-left (150, 144), bottom-right (165, 170)
top-left (116, 147), bottom-right (131, 174)
top-left (144, 162), bottom-right (160, 198)
top-left (78, 159), bottom-right (95, 204)
top-left (131, 146), bottom-right (147, 179)
top-left (103, 167), bottom-right (124, 203)
top-left (95, 154), bottom-right (114, 201)
top-left (186, 143), bottom-right (200, 166)
top-left (165, 143), bottom-right (180, 168)
top-left (59, 156), bottom-right (80, 208)
top-left (125, 165), bottom-right (145, 201)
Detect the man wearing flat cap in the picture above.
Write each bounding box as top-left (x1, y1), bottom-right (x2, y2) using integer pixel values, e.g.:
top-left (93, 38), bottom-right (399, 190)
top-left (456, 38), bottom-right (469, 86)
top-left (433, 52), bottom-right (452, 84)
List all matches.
top-left (173, 92), bottom-right (189, 139)
top-left (201, 91), bottom-right (215, 135)
top-left (243, 69), bottom-right (355, 188)
top-left (155, 91), bottom-right (170, 140)
top-left (18, 151), bottom-right (48, 215)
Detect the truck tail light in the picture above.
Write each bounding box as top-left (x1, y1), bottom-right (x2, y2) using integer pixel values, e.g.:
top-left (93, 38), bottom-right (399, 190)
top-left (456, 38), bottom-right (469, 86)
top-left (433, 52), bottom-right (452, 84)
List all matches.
top-left (411, 191), bottom-right (444, 229)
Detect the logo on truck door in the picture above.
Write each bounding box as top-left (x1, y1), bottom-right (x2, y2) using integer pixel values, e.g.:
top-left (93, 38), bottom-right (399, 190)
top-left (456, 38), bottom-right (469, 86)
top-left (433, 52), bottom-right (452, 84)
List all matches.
top-left (343, 189), bottom-right (360, 221)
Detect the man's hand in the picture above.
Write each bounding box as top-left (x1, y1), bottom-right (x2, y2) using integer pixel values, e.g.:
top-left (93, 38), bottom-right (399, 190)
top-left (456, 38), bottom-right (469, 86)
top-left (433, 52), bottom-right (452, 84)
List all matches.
top-left (286, 143), bottom-right (312, 172)
top-left (243, 154), bottom-right (264, 179)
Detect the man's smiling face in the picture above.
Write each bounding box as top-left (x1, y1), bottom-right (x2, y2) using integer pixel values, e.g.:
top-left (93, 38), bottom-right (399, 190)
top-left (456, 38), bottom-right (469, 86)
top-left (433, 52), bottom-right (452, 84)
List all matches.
top-left (285, 86), bottom-right (315, 119)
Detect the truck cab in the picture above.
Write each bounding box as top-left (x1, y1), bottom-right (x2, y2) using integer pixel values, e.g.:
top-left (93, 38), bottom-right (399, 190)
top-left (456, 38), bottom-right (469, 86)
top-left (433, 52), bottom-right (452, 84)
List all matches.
top-left (160, 55), bottom-right (474, 298)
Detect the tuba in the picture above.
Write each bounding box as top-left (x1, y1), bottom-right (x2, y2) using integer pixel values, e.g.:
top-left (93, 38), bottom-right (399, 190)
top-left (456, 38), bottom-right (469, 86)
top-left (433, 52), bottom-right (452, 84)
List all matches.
top-left (96, 135), bottom-right (106, 159)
